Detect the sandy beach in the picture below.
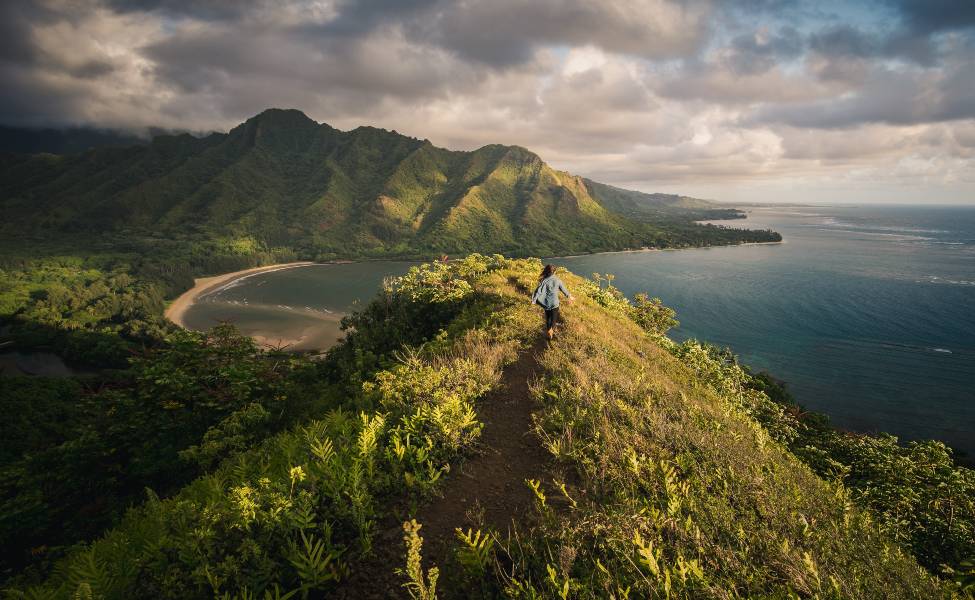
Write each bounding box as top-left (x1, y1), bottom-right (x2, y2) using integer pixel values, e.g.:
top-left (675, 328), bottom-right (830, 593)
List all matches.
top-left (164, 262), bottom-right (316, 329)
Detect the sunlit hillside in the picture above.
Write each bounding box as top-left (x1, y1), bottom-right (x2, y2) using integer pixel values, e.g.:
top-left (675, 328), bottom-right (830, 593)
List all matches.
top-left (0, 109), bottom-right (777, 259)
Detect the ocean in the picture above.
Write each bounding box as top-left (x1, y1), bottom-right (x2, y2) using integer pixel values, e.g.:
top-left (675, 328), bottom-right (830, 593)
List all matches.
top-left (182, 205), bottom-right (975, 457)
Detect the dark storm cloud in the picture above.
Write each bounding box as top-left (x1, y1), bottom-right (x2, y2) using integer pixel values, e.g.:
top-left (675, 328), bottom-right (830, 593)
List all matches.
top-left (807, 0), bottom-right (975, 67)
top-left (321, 0), bottom-right (441, 36)
top-left (103, 0), bottom-right (258, 20)
top-left (0, 65), bottom-right (80, 126)
top-left (808, 25), bottom-right (879, 59)
top-left (422, 0), bottom-right (711, 67)
top-left (305, 0), bottom-right (712, 68)
top-left (749, 57), bottom-right (975, 129)
top-left (808, 24), bottom-right (940, 66)
top-left (139, 0), bottom-right (714, 122)
top-left (144, 22), bottom-right (465, 101)
top-left (66, 59), bottom-right (116, 79)
top-left (0, 2), bottom-right (54, 64)
top-left (889, 0), bottom-right (975, 34)
top-left (0, 2), bottom-right (122, 126)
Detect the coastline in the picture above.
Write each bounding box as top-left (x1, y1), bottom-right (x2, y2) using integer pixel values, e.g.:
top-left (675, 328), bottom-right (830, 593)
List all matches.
top-left (164, 262), bottom-right (317, 329)
top-left (166, 240), bottom-right (785, 330)
top-left (547, 239), bottom-right (784, 260)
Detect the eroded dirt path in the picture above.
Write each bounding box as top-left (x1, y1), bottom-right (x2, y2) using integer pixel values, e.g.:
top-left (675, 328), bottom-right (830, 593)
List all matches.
top-left (334, 338), bottom-right (550, 599)
top-left (415, 339), bottom-right (550, 576)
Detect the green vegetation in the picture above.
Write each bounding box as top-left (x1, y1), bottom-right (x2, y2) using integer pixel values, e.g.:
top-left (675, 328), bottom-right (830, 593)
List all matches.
top-left (0, 108), bottom-right (779, 262)
top-left (0, 254), bottom-right (167, 367)
top-left (0, 107), bottom-right (777, 369)
top-left (0, 235), bottom-right (301, 364)
top-left (0, 326), bottom-right (322, 573)
top-left (584, 178), bottom-right (746, 222)
top-left (2, 255), bottom-right (526, 596)
top-left (2, 111), bottom-right (966, 596)
top-left (744, 367), bottom-right (975, 574)
top-left (3, 256), bottom-right (971, 598)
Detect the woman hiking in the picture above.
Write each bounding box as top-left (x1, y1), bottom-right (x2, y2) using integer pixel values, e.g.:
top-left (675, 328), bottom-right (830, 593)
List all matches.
top-left (531, 264), bottom-right (572, 340)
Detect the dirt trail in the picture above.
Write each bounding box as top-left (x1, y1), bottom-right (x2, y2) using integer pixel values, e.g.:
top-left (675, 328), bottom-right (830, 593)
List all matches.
top-left (416, 338), bottom-right (550, 572)
top-left (334, 338), bottom-right (550, 599)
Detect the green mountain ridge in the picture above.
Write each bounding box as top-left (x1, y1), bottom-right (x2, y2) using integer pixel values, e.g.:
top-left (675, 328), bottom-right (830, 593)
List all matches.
top-left (0, 108), bottom-right (778, 258)
top-left (0, 124), bottom-right (151, 155)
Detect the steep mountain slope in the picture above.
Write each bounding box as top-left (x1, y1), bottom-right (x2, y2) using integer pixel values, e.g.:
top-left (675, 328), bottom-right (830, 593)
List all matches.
top-left (0, 109), bottom-right (779, 258)
top-left (584, 178), bottom-right (744, 221)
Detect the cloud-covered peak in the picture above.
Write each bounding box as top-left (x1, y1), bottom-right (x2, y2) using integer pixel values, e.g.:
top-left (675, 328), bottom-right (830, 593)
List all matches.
top-left (1, 0), bottom-right (973, 203)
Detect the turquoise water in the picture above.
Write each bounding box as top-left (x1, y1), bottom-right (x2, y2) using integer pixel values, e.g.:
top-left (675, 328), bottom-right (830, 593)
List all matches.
top-left (182, 205), bottom-right (975, 456)
top-left (560, 205), bottom-right (975, 457)
top-left (182, 261), bottom-right (416, 350)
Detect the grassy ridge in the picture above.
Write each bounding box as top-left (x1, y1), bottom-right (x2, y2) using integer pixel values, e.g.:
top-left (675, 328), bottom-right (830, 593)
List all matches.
top-left (506, 268), bottom-right (952, 598)
top-left (6, 256), bottom-right (970, 598)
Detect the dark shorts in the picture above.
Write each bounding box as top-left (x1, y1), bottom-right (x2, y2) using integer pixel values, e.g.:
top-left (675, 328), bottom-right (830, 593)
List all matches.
top-left (544, 307), bottom-right (559, 330)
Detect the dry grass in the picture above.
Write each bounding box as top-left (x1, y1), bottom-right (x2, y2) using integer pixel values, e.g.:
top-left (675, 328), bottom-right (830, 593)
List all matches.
top-left (504, 266), bottom-right (949, 598)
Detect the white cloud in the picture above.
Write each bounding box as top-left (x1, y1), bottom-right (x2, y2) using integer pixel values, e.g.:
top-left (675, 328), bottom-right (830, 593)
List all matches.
top-left (1, 0), bottom-right (974, 203)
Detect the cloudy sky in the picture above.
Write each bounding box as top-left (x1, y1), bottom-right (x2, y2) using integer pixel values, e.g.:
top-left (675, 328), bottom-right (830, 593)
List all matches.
top-left (2, 0), bottom-right (974, 203)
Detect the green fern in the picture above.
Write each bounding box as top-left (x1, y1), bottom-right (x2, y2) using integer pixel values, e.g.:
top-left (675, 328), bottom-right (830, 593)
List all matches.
top-left (71, 583), bottom-right (94, 600)
top-left (66, 548), bottom-right (116, 599)
top-left (287, 529), bottom-right (343, 591)
top-left (953, 558), bottom-right (975, 592)
top-left (455, 528), bottom-right (495, 576)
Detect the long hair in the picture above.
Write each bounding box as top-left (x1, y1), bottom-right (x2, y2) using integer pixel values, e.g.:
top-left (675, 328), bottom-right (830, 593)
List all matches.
top-left (539, 264), bottom-right (555, 281)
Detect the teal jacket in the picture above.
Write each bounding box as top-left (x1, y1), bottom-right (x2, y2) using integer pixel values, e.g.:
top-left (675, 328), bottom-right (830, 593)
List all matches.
top-left (532, 275), bottom-right (571, 310)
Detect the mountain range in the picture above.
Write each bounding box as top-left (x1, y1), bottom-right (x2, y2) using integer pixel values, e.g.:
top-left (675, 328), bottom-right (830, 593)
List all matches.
top-left (0, 108), bottom-right (778, 258)
top-left (0, 125), bottom-right (150, 155)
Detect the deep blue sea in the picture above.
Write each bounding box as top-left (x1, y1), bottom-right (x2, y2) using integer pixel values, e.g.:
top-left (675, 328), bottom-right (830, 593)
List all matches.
top-left (183, 204), bottom-right (975, 457)
top-left (560, 205), bottom-right (975, 457)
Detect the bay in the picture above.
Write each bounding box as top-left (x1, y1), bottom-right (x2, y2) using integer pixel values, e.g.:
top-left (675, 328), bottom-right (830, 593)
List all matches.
top-left (181, 205), bottom-right (975, 456)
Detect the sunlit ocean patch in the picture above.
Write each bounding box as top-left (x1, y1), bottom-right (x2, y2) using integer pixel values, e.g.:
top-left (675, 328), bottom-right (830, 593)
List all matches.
top-left (918, 275), bottom-right (975, 286)
top-left (847, 224), bottom-right (946, 234)
top-left (853, 231), bottom-right (933, 240)
top-left (812, 228), bottom-right (933, 242)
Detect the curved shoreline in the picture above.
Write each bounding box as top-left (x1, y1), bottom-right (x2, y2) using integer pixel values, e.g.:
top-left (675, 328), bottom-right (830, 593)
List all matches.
top-left (164, 262), bottom-right (317, 328)
top-left (165, 241), bottom-right (784, 329)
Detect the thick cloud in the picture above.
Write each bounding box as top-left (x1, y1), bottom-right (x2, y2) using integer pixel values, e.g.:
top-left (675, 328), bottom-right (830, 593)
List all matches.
top-left (751, 54), bottom-right (975, 128)
top-left (1, 0), bottom-right (973, 202)
top-left (727, 27), bottom-right (803, 75)
top-left (103, 0), bottom-right (264, 20)
top-left (423, 0), bottom-right (711, 67)
top-left (890, 0), bottom-right (975, 34)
